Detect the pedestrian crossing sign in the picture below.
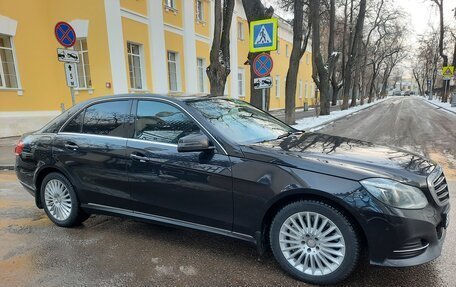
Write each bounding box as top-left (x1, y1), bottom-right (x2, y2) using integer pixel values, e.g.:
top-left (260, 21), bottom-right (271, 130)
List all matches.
top-left (250, 18), bottom-right (278, 53)
top-left (442, 66), bottom-right (454, 79)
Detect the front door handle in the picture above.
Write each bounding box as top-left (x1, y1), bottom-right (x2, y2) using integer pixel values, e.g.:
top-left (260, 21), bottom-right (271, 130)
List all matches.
top-left (64, 142), bottom-right (79, 150)
top-left (130, 153), bottom-right (150, 163)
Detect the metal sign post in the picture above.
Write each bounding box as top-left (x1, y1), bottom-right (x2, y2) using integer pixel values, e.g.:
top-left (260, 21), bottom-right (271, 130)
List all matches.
top-left (55, 21), bottom-right (78, 106)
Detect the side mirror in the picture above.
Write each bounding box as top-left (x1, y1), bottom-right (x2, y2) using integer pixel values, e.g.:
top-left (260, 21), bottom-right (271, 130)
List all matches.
top-left (177, 134), bottom-right (215, 152)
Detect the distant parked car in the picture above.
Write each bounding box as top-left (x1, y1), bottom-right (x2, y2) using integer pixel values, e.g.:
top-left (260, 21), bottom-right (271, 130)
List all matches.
top-left (404, 91), bottom-right (410, 96)
top-left (393, 91), bottom-right (401, 96)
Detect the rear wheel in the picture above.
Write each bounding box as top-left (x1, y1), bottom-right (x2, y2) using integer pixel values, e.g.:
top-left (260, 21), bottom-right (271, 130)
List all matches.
top-left (40, 172), bottom-right (89, 227)
top-left (269, 200), bottom-right (359, 285)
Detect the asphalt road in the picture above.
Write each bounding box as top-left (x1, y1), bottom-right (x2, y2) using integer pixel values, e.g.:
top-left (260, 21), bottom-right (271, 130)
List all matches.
top-left (0, 96), bottom-right (455, 287)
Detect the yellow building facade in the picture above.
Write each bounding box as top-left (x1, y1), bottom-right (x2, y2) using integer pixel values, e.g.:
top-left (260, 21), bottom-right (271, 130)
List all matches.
top-left (0, 0), bottom-right (315, 136)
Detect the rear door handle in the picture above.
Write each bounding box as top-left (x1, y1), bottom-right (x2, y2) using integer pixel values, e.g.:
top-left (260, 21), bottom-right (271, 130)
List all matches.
top-left (130, 153), bottom-right (150, 163)
top-left (64, 142), bottom-right (79, 150)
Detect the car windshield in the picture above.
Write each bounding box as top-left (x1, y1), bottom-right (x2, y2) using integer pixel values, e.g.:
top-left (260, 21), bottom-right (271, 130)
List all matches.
top-left (188, 99), bottom-right (296, 144)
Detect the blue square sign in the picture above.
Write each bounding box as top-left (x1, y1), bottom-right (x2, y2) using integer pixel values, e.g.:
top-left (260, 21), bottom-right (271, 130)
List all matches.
top-left (250, 18), bottom-right (278, 53)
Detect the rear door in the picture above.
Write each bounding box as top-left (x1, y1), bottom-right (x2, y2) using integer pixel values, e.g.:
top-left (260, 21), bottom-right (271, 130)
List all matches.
top-left (54, 99), bottom-right (133, 208)
top-left (126, 99), bottom-right (233, 230)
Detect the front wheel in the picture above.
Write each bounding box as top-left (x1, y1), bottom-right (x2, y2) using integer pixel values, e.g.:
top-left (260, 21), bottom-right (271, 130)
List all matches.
top-left (40, 172), bottom-right (89, 227)
top-left (269, 200), bottom-right (359, 285)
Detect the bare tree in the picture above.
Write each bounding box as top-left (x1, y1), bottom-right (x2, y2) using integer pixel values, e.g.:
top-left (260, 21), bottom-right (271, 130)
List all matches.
top-left (242, 0), bottom-right (274, 110)
top-left (284, 0), bottom-right (311, 124)
top-left (430, 0), bottom-right (450, 102)
top-left (207, 0), bottom-right (235, 95)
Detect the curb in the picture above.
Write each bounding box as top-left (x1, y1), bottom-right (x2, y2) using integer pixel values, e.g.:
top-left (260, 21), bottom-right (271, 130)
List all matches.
top-left (0, 165), bottom-right (14, 171)
top-left (424, 100), bottom-right (456, 115)
top-left (301, 98), bottom-right (390, 132)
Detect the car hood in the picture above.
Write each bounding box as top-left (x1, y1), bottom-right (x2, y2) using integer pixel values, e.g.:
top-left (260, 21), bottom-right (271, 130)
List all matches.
top-left (240, 132), bottom-right (436, 188)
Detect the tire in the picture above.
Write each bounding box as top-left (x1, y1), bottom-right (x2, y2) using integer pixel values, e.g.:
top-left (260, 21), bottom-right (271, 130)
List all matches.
top-left (40, 172), bottom-right (90, 227)
top-left (269, 200), bottom-right (359, 285)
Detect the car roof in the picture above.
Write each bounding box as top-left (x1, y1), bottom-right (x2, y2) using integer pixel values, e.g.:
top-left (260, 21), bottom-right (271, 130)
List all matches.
top-left (80, 93), bottom-right (228, 105)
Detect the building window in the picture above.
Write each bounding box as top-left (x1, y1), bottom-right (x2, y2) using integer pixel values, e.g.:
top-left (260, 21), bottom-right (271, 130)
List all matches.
top-left (299, 80), bottom-right (303, 99)
top-left (305, 82), bottom-right (308, 98)
top-left (276, 39), bottom-right (280, 54)
top-left (306, 54), bottom-right (309, 65)
top-left (197, 57), bottom-right (206, 93)
top-left (237, 21), bottom-right (244, 40)
top-left (238, 68), bottom-right (245, 97)
top-left (275, 75), bottom-right (280, 98)
top-left (74, 39), bottom-right (92, 89)
top-left (168, 51), bottom-right (180, 92)
top-left (127, 42), bottom-right (145, 90)
top-left (196, 0), bottom-right (204, 21)
top-left (165, 0), bottom-right (176, 9)
top-left (0, 34), bottom-right (19, 88)
top-left (285, 44), bottom-right (289, 57)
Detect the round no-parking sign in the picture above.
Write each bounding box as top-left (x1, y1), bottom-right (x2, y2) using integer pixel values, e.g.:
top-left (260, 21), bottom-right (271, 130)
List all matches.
top-left (54, 22), bottom-right (76, 47)
top-left (253, 53), bottom-right (273, 77)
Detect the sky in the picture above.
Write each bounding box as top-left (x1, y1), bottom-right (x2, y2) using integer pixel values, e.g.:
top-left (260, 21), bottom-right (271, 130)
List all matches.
top-left (263, 0), bottom-right (456, 45)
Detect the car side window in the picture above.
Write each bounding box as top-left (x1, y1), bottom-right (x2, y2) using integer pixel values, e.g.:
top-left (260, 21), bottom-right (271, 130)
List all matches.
top-left (62, 111), bottom-right (84, 133)
top-left (134, 100), bottom-right (200, 144)
top-left (82, 101), bottom-right (130, 137)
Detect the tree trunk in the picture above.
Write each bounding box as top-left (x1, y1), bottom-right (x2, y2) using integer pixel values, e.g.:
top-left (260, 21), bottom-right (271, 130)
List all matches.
top-left (241, 0), bottom-right (274, 110)
top-left (207, 0), bottom-right (235, 95)
top-left (341, 0), bottom-right (367, 110)
top-left (350, 60), bottom-right (360, 107)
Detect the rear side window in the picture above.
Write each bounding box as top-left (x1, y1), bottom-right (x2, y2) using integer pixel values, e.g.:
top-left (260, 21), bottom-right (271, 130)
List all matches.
top-left (62, 111), bottom-right (84, 133)
top-left (82, 101), bottom-right (130, 137)
top-left (134, 100), bottom-right (200, 144)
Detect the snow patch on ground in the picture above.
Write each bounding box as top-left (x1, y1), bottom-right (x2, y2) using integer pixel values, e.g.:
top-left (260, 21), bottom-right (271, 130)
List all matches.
top-left (292, 97), bottom-right (389, 131)
top-left (424, 96), bottom-right (456, 114)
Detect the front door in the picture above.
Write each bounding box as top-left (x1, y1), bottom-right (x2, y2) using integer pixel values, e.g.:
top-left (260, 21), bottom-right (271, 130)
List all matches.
top-left (127, 100), bottom-right (233, 230)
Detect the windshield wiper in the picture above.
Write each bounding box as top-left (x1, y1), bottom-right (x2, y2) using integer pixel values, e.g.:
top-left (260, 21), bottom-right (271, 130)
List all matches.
top-left (276, 130), bottom-right (304, 140)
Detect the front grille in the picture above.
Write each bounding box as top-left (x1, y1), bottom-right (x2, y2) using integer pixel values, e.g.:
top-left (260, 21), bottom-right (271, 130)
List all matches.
top-left (428, 167), bottom-right (450, 206)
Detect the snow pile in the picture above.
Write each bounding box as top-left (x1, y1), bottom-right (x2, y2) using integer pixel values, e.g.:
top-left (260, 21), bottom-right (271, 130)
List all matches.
top-left (292, 97), bottom-right (389, 131)
top-left (425, 97), bottom-right (456, 114)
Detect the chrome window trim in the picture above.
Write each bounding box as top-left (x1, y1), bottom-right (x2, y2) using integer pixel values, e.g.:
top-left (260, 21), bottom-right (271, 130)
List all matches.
top-left (57, 96), bottom-right (228, 155)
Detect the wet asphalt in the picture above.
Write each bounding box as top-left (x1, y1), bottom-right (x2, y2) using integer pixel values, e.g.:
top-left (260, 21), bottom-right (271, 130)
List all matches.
top-left (0, 96), bottom-right (455, 287)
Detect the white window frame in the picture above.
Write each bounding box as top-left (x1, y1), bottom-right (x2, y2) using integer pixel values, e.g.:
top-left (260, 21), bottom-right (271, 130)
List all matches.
top-left (299, 80), bottom-right (303, 99)
top-left (165, 0), bottom-right (176, 9)
top-left (0, 34), bottom-right (21, 89)
top-left (167, 51), bottom-right (181, 92)
top-left (127, 42), bottom-right (147, 91)
top-left (237, 21), bottom-right (244, 40)
top-left (196, 57), bottom-right (206, 93)
top-left (237, 67), bottom-right (245, 97)
top-left (74, 38), bottom-right (92, 89)
top-left (305, 82), bottom-right (308, 99)
top-left (275, 75), bottom-right (280, 98)
top-left (196, 0), bottom-right (204, 22)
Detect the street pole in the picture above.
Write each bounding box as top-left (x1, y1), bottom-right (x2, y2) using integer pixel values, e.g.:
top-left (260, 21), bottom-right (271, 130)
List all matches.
top-left (70, 87), bottom-right (76, 106)
top-left (443, 79), bottom-right (448, 102)
top-left (262, 89), bottom-right (266, 111)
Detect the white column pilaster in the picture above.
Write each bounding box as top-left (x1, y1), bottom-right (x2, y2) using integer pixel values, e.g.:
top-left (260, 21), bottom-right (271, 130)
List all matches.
top-left (104, 0), bottom-right (128, 94)
top-left (230, 9), bottom-right (239, 99)
top-left (183, 0), bottom-right (198, 94)
top-left (148, 0), bottom-right (168, 94)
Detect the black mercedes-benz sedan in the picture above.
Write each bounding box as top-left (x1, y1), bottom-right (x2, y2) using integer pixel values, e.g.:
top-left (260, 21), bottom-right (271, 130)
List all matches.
top-left (15, 94), bottom-right (450, 285)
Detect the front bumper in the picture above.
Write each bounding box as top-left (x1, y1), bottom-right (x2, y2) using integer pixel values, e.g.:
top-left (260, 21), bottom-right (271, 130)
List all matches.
top-left (363, 201), bottom-right (450, 267)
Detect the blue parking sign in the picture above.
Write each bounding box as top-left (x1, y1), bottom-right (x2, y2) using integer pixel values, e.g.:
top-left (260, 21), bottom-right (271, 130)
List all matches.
top-left (250, 19), bottom-right (278, 53)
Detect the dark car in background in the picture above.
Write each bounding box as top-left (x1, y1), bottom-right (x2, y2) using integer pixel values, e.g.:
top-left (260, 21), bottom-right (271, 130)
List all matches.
top-left (15, 94), bottom-right (450, 285)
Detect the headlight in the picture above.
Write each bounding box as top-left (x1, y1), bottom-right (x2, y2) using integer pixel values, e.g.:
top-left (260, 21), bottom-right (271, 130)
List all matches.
top-left (360, 178), bottom-right (428, 209)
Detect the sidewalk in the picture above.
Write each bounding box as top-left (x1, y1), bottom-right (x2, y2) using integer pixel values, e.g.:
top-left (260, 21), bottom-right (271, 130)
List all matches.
top-left (0, 136), bottom-right (18, 170)
top-left (0, 98), bottom-right (387, 169)
top-left (424, 96), bottom-right (456, 115)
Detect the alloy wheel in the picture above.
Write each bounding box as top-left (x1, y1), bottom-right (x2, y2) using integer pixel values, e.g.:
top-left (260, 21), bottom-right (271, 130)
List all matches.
top-left (44, 179), bottom-right (72, 221)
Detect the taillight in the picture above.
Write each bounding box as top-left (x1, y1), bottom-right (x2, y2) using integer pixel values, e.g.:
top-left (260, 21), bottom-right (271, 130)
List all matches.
top-left (14, 140), bottom-right (24, 156)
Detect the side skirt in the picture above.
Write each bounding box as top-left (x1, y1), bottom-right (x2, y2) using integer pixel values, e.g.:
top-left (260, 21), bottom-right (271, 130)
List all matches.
top-left (82, 203), bottom-right (256, 244)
